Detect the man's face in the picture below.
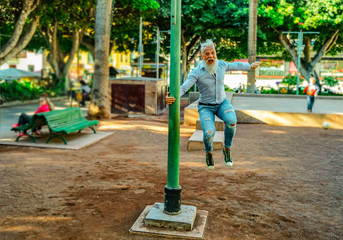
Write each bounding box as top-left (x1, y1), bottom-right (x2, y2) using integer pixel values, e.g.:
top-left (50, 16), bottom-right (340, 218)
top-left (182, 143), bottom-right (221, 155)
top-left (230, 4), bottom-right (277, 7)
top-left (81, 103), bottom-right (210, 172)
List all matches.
top-left (200, 46), bottom-right (217, 65)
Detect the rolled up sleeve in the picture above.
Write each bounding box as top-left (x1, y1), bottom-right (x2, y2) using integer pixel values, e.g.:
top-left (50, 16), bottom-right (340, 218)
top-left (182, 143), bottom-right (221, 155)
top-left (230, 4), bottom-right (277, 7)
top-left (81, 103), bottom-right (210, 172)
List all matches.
top-left (225, 62), bottom-right (251, 71)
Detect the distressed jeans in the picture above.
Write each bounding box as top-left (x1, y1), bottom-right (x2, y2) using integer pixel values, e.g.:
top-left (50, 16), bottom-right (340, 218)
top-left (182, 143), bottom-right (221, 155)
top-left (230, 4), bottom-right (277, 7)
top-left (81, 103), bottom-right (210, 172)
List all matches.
top-left (198, 99), bottom-right (237, 153)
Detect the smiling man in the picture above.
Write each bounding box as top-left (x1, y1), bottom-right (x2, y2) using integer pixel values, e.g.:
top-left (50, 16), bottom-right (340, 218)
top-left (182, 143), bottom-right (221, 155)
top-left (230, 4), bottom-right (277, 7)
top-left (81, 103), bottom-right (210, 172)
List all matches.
top-left (166, 39), bottom-right (261, 170)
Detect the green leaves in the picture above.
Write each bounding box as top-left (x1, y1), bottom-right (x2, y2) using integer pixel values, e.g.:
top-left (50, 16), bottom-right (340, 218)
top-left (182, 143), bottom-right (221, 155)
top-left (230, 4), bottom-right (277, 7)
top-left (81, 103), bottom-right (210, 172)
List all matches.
top-left (258, 0), bottom-right (342, 62)
top-left (0, 80), bottom-right (46, 102)
top-left (259, 0), bottom-right (343, 30)
top-left (322, 76), bottom-right (339, 87)
top-left (281, 74), bottom-right (302, 87)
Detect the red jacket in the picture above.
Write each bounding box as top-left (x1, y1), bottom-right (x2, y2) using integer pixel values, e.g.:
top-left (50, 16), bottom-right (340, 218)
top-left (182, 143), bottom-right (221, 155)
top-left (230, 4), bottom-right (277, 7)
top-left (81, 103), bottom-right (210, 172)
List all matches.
top-left (304, 85), bottom-right (318, 96)
top-left (35, 104), bottom-right (50, 114)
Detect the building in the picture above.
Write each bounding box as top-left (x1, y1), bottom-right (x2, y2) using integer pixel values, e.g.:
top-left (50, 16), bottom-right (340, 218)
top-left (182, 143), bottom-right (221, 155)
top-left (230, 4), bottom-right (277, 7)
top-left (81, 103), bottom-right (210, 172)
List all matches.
top-left (0, 51), bottom-right (45, 72)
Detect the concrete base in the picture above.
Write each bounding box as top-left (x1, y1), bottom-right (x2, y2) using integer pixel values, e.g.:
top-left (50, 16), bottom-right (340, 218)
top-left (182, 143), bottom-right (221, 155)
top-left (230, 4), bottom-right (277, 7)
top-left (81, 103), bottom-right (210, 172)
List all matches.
top-left (145, 203), bottom-right (196, 230)
top-left (184, 101), bottom-right (199, 126)
top-left (187, 130), bottom-right (224, 151)
top-left (235, 110), bottom-right (343, 129)
top-left (130, 204), bottom-right (208, 239)
top-left (0, 130), bottom-right (113, 150)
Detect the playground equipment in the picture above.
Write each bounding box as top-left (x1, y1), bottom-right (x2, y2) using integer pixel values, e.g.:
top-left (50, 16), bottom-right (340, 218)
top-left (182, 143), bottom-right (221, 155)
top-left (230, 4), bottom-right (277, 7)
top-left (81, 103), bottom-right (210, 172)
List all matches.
top-left (130, 0), bottom-right (208, 238)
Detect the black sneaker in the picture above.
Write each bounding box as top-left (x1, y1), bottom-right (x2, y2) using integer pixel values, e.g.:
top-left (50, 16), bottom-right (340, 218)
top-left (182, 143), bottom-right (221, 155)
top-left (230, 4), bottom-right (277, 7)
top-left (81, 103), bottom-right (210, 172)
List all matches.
top-left (206, 152), bottom-right (214, 170)
top-left (223, 148), bottom-right (233, 167)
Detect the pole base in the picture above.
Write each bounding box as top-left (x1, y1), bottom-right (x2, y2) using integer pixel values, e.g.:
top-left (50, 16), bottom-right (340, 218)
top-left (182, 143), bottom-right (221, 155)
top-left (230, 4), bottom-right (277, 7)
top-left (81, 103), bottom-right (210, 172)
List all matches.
top-left (130, 204), bottom-right (208, 239)
top-left (164, 185), bottom-right (182, 215)
top-left (144, 203), bottom-right (197, 231)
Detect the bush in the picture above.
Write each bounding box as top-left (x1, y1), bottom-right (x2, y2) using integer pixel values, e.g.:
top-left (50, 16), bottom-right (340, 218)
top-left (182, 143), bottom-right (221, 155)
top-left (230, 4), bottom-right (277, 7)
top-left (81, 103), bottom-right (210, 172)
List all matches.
top-left (322, 76), bottom-right (338, 87)
top-left (0, 80), bottom-right (36, 102)
top-left (281, 74), bottom-right (303, 88)
top-left (261, 88), bottom-right (278, 94)
top-left (0, 79), bottom-right (62, 102)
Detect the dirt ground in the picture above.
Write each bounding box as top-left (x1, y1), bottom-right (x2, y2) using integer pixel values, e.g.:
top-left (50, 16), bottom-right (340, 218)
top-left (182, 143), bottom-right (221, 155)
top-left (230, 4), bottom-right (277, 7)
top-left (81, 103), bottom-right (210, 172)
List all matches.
top-left (0, 101), bottom-right (342, 240)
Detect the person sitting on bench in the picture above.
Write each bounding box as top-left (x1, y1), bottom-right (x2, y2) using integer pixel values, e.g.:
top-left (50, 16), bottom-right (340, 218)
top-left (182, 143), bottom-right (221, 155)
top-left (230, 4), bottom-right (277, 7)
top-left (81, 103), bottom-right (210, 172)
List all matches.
top-left (12, 93), bottom-right (55, 136)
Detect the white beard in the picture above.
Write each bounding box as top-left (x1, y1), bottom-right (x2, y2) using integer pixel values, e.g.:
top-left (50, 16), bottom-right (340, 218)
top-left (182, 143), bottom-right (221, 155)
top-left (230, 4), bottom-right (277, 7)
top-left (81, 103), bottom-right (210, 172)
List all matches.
top-left (203, 59), bottom-right (218, 74)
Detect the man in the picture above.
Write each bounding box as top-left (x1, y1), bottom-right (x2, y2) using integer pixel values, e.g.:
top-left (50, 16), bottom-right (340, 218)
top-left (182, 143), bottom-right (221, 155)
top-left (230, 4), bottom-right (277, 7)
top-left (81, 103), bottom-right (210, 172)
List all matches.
top-left (166, 39), bottom-right (261, 170)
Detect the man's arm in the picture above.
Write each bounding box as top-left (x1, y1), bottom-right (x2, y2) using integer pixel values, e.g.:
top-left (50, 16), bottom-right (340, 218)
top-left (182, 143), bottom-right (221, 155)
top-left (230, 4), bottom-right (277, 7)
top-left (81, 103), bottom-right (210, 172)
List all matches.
top-left (166, 68), bottom-right (198, 105)
top-left (180, 68), bottom-right (199, 97)
top-left (226, 61), bottom-right (261, 71)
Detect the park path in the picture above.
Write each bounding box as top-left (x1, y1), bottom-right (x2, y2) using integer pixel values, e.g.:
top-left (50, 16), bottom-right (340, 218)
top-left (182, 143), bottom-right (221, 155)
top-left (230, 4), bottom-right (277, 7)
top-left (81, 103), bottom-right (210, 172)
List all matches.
top-left (0, 107), bottom-right (342, 239)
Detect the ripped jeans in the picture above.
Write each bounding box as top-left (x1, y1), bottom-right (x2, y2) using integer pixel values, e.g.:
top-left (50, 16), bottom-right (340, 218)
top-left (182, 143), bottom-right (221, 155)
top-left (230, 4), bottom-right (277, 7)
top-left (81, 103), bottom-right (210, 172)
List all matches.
top-left (198, 99), bottom-right (237, 153)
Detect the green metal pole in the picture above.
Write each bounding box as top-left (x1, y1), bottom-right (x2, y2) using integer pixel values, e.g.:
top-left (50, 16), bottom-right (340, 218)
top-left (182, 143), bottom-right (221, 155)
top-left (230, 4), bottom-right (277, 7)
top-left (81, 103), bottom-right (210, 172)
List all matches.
top-left (164, 0), bottom-right (182, 215)
top-left (296, 30), bottom-right (303, 95)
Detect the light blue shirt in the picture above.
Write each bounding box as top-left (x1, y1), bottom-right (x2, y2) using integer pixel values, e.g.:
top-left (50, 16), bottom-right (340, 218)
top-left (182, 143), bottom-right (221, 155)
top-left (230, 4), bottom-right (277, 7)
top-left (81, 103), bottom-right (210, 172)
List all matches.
top-left (180, 60), bottom-right (251, 104)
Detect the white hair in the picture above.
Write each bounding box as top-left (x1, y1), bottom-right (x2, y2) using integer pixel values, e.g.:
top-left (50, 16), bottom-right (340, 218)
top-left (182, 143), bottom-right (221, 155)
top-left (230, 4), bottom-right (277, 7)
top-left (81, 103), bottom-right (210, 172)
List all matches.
top-left (201, 39), bottom-right (215, 53)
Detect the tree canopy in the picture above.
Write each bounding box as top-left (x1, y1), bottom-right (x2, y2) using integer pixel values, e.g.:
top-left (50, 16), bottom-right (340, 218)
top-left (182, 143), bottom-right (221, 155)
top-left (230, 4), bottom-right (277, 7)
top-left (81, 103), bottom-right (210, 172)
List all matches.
top-left (0, 0), bottom-right (40, 65)
top-left (1, 0), bottom-right (342, 85)
top-left (258, 0), bottom-right (343, 79)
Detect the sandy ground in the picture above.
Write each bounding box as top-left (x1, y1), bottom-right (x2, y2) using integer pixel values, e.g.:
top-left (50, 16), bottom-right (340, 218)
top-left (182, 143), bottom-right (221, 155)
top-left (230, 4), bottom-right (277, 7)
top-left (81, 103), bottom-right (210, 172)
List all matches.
top-left (0, 101), bottom-right (342, 240)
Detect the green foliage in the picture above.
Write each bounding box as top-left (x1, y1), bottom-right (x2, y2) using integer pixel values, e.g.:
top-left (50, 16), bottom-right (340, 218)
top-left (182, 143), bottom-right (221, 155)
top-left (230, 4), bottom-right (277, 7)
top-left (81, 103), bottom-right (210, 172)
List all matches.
top-left (0, 79), bottom-right (62, 102)
top-left (0, 80), bottom-right (42, 102)
top-left (0, 0), bottom-right (38, 51)
top-left (281, 74), bottom-right (302, 87)
top-left (322, 76), bottom-right (339, 87)
top-left (111, 0), bottom-right (160, 54)
top-left (142, 0), bottom-right (252, 60)
top-left (132, 0), bottom-right (159, 11)
top-left (258, 0), bottom-right (343, 56)
top-left (261, 88), bottom-right (279, 94)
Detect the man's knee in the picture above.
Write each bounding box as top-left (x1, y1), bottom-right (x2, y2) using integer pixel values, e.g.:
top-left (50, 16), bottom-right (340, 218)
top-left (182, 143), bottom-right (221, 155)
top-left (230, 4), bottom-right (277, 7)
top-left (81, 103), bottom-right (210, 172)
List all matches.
top-left (229, 123), bottom-right (236, 128)
top-left (204, 130), bottom-right (215, 140)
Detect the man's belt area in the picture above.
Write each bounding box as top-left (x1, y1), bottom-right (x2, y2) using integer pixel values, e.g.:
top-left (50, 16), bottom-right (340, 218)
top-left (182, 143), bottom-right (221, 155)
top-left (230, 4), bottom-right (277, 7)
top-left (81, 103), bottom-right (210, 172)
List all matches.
top-left (198, 102), bottom-right (220, 106)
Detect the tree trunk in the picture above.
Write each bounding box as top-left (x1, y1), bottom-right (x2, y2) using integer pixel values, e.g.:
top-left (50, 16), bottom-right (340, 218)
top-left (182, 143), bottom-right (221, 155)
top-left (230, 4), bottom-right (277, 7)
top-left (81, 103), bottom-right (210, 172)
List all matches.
top-left (180, 43), bottom-right (188, 85)
top-left (0, 16), bottom-right (39, 65)
top-left (247, 0), bottom-right (257, 93)
top-left (303, 37), bottom-right (311, 65)
top-left (44, 22), bottom-right (81, 92)
top-left (62, 30), bottom-right (81, 92)
top-left (45, 22), bottom-right (63, 81)
top-left (88, 0), bottom-right (113, 119)
top-left (0, 0), bottom-right (38, 59)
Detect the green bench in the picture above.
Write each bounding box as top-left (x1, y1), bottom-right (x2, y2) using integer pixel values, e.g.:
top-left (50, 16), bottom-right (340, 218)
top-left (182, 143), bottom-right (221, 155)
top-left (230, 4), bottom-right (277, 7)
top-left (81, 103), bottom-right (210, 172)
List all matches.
top-left (36, 108), bottom-right (99, 144)
top-left (11, 115), bottom-right (47, 143)
top-left (11, 108), bottom-right (99, 144)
